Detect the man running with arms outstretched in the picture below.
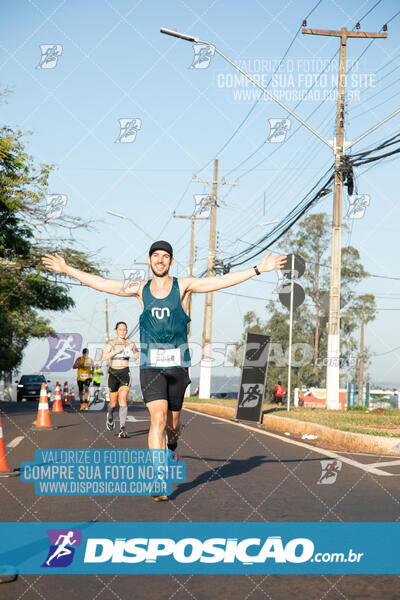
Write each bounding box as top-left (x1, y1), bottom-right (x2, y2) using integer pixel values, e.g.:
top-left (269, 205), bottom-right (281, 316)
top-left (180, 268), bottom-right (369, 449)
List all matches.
top-left (43, 242), bottom-right (286, 501)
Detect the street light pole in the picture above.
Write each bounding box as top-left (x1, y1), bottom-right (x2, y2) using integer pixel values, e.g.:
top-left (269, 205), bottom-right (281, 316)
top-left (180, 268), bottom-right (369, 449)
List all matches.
top-left (107, 210), bottom-right (153, 241)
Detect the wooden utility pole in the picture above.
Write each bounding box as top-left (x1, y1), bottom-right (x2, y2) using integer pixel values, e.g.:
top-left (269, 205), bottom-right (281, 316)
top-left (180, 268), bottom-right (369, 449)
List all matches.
top-left (193, 159), bottom-right (239, 399)
top-left (173, 213), bottom-right (210, 339)
top-left (105, 298), bottom-right (110, 342)
top-left (302, 27), bottom-right (387, 408)
top-left (358, 304), bottom-right (365, 407)
top-left (174, 213), bottom-right (209, 399)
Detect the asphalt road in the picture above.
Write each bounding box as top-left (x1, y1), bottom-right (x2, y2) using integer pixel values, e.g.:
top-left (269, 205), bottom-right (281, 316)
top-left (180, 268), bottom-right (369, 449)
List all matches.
top-left (0, 400), bottom-right (399, 599)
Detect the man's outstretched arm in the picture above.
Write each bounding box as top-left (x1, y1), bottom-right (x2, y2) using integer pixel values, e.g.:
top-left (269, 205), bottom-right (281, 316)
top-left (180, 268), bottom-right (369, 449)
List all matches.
top-left (183, 251), bottom-right (286, 294)
top-left (42, 253), bottom-right (142, 297)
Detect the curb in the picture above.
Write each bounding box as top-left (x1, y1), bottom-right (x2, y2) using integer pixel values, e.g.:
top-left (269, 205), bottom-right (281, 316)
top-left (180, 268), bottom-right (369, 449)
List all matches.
top-left (183, 402), bottom-right (400, 457)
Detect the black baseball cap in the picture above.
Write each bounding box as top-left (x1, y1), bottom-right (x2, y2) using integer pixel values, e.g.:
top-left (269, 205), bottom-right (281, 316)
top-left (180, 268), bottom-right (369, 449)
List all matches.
top-left (149, 241), bottom-right (173, 258)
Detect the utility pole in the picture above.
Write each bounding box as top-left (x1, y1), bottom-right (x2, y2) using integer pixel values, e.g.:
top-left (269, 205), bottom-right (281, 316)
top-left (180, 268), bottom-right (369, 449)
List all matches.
top-left (174, 213), bottom-right (209, 398)
top-left (193, 159), bottom-right (239, 399)
top-left (302, 27), bottom-right (387, 409)
top-left (173, 213), bottom-right (210, 339)
top-left (358, 303), bottom-right (365, 407)
top-left (105, 298), bottom-right (110, 342)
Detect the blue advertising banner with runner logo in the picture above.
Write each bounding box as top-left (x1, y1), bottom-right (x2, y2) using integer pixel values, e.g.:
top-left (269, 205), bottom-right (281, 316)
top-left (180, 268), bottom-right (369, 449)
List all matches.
top-left (0, 522), bottom-right (399, 575)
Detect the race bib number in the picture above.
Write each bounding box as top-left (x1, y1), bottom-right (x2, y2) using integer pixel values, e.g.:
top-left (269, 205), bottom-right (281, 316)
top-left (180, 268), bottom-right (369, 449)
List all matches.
top-left (79, 372), bottom-right (88, 380)
top-left (149, 348), bottom-right (181, 368)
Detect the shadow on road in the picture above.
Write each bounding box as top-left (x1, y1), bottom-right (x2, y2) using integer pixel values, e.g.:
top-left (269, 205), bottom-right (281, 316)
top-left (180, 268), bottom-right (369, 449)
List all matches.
top-left (170, 454), bottom-right (322, 499)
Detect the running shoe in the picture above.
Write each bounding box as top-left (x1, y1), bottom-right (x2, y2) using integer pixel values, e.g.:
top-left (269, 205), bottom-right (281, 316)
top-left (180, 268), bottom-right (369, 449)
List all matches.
top-left (152, 495), bottom-right (168, 502)
top-left (168, 442), bottom-right (178, 462)
top-left (80, 402), bottom-right (88, 411)
top-left (106, 413), bottom-right (114, 430)
top-left (118, 426), bottom-right (128, 438)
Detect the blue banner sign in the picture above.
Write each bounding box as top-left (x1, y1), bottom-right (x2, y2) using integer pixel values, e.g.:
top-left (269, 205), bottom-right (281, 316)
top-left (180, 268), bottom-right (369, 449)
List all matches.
top-left (0, 522), bottom-right (399, 574)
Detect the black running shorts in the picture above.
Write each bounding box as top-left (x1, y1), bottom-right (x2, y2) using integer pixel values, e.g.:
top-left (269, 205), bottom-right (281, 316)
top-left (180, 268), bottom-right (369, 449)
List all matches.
top-left (108, 367), bottom-right (131, 393)
top-left (140, 368), bottom-right (190, 411)
top-left (78, 379), bottom-right (91, 392)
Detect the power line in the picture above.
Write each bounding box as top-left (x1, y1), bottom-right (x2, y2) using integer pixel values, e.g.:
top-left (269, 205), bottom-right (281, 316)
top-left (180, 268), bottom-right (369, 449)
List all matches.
top-left (195, 0), bottom-right (324, 176)
top-left (218, 290), bottom-right (400, 312)
top-left (219, 128), bottom-right (400, 268)
top-left (357, 0), bottom-right (383, 23)
top-left (224, 0), bottom-right (387, 181)
top-left (163, 1), bottom-right (388, 246)
top-left (351, 85), bottom-right (400, 121)
top-left (371, 344), bottom-right (400, 357)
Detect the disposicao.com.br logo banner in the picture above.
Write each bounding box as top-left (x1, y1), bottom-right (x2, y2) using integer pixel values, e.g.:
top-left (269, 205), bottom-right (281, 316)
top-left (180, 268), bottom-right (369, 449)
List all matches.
top-left (0, 522), bottom-right (399, 575)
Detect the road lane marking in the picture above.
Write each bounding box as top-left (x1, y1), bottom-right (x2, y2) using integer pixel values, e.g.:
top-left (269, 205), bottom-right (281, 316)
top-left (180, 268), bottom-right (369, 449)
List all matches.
top-left (367, 459), bottom-right (400, 468)
top-left (338, 450), bottom-right (400, 458)
top-left (6, 436), bottom-right (24, 448)
top-left (183, 408), bottom-right (398, 477)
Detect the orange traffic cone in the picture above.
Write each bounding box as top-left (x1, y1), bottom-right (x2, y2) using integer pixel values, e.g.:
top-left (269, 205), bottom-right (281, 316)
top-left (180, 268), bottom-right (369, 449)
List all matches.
top-left (52, 382), bottom-right (63, 413)
top-left (0, 415), bottom-right (17, 477)
top-left (70, 388), bottom-right (76, 403)
top-left (33, 383), bottom-right (54, 430)
top-left (62, 381), bottom-right (71, 407)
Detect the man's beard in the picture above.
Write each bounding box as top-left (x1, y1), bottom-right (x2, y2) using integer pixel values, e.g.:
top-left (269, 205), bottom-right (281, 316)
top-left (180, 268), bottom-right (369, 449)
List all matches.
top-left (150, 264), bottom-right (169, 277)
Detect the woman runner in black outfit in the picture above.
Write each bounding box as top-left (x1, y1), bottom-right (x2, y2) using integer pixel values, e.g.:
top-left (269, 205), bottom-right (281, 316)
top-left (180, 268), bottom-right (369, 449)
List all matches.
top-left (100, 321), bottom-right (139, 438)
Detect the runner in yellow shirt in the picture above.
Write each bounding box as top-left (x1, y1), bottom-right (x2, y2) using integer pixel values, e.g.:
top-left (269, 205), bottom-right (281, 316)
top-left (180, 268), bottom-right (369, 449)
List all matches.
top-left (73, 348), bottom-right (94, 410)
top-left (92, 364), bottom-right (103, 404)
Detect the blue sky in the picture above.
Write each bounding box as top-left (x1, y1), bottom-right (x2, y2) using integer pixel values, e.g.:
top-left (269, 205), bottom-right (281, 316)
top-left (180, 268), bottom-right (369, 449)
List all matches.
top-left (2, 0), bottom-right (400, 387)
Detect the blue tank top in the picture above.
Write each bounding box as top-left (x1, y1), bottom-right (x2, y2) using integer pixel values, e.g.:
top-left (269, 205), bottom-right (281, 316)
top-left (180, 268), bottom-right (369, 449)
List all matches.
top-left (139, 277), bottom-right (191, 369)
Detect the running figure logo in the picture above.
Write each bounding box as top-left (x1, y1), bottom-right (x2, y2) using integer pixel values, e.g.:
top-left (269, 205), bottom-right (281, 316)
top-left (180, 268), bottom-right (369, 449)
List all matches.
top-left (36, 45), bottom-right (63, 69)
top-left (239, 383), bottom-right (264, 408)
top-left (123, 269), bottom-right (145, 282)
top-left (345, 194), bottom-right (370, 219)
top-left (122, 269), bottom-right (145, 293)
top-left (115, 118), bottom-right (142, 143)
top-left (41, 333), bottom-right (82, 372)
top-left (151, 307), bottom-right (170, 320)
top-left (193, 194), bottom-right (211, 218)
top-left (45, 194), bottom-right (67, 220)
top-left (275, 269), bottom-right (294, 295)
top-left (42, 529), bottom-right (82, 567)
top-left (267, 118), bottom-right (291, 143)
top-left (189, 43), bottom-right (215, 69)
top-left (317, 459), bottom-right (342, 485)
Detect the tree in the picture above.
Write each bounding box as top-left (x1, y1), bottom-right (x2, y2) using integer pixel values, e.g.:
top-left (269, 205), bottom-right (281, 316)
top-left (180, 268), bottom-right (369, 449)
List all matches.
top-left (0, 124), bottom-right (101, 375)
top-left (229, 303), bottom-right (316, 400)
top-left (284, 213), bottom-right (331, 376)
top-left (230, 213), bottom-right (376, 394)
